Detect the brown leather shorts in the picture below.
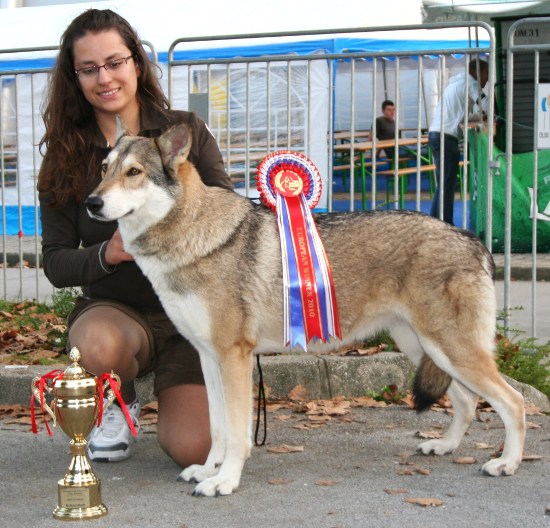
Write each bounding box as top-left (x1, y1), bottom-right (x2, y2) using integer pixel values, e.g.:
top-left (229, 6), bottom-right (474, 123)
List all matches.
top-left (67, 296), bottom-right (204, 395)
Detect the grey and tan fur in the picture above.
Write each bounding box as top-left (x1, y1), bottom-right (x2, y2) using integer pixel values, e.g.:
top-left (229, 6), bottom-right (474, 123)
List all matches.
top-left (86, 123), bottom-right (526, 497)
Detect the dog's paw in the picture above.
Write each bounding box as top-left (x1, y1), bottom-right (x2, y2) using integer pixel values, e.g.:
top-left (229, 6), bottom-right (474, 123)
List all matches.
top-left (192, 474), bottom-right (240, 497)
top-left (178, 463), bottom-right (219, 483)
top-left (481, 457), bottom-right (519, 476)
top-left (417, 438), bottom-right (457, 456)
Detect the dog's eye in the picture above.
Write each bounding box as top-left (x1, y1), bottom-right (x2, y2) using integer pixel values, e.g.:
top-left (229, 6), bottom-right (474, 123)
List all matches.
top-left (127, 167), bottom-right (141, 176)
top-left (100, 163), bottom-right (107, 178)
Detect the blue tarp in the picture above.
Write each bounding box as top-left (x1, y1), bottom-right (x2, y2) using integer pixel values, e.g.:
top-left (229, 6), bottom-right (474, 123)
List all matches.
top-left (0, 37), bottom-right (489, 72)
top-left (1, 206), bottom-right (41, 236)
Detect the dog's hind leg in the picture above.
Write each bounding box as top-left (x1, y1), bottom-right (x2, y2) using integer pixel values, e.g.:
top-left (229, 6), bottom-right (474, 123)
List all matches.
top-left (192, 346), bottom-right (254, 496)
top-left (417, 380), bottom-right (478, 455)
top-left (391, 322), bottom-right (474, 452)
top-left (421, 341), bottom-right (525, 476)
top-left (464, 362), bottom-right (525, 476)
top-left (179, 348), bottom-right (227, 484)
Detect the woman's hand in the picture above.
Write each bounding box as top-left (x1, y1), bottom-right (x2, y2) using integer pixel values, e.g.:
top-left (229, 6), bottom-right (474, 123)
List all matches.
top-left (104, 229), bottom-right (134, 265)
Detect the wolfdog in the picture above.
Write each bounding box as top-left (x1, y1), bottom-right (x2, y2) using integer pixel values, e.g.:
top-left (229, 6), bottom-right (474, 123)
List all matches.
top-left (86, 123), bottom-right (525, 497)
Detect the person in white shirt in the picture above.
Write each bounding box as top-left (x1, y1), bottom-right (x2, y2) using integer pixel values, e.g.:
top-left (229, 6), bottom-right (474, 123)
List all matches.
top-left (429, 59), bottom-right (489, 224)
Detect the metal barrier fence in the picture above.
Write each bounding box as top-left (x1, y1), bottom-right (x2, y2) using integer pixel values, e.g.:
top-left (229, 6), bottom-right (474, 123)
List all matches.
top-left (2, 22), bottom-right (546, 340)
top-left (166, 23), bottom-right (493, 221)
top-left (503, 17), bottom-right (550, 336)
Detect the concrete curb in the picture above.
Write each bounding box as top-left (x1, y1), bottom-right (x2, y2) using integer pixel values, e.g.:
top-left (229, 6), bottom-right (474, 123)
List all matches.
top-left (4, 352), bottom-right (549, 412)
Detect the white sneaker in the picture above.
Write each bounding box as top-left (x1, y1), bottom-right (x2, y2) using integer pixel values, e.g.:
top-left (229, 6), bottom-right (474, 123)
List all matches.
top-left (87, 399), bottom-right (140, 462)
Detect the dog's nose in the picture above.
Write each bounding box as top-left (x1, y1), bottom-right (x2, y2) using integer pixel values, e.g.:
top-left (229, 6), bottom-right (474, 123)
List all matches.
top-left (85, 195), bottom-right (104, 214)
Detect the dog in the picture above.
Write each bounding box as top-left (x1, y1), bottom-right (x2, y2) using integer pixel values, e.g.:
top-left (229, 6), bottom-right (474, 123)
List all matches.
top-left (85, 123), bottom-right (526, 497)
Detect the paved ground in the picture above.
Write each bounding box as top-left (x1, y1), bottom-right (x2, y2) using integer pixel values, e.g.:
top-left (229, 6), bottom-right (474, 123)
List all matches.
top-left (1, 404), bottom-right (549, 528)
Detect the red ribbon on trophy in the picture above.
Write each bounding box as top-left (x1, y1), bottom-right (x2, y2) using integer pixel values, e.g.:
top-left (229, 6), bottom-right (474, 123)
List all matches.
top-left (256, 151), bottom-right (341, 351)
top-left (31, 369), bottom-right (137, 437)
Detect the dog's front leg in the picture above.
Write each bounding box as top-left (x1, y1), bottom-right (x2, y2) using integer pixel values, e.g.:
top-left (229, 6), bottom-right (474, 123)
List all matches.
top-left (178, 348), bottom-right (226, 484)
top-left (192, 347), bottom-right (254, 497)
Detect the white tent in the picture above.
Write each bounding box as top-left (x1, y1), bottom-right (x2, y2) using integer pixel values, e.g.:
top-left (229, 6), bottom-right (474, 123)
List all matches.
top-left (0, 0), bottom-right (490, 214)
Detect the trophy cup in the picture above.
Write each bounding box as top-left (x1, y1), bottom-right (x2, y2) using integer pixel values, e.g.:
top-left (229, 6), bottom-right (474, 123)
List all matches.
top-left (32, 347), bottom-right (120, 521)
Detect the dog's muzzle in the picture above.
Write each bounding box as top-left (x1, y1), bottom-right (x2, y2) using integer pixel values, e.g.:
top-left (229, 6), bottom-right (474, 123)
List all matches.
top-left (85, 195), bottom-right (104, 217)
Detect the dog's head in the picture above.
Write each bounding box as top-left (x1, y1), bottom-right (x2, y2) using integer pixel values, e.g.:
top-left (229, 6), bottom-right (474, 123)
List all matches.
top-left (85, 122), bottom-right (192, 225)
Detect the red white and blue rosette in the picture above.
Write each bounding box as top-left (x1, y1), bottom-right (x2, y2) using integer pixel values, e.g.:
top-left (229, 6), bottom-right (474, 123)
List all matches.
top-left (256, 151), bottom-right (341, 351)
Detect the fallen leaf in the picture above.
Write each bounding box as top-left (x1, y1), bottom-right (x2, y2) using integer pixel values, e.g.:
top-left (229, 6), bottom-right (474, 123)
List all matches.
top-left (526, 421), bottom-right (542, 429)
top-left (267, 444), bottom-right (304, 454)
top-left (304, 399), bottom-right (350, 416)
top-left (522, 454), bottom-right (543, 462)
top-left (293, 423), bottom-right (313, 430)
top-left (384, 488), bottom-right (409, 494)
top-left (269, 478), bottom-right (291, 485)
top-left (141, 401), bottom-right (158, 412)
top-left (405, 497), bottom-right (444, 507)
top-left (308, 415), bottom-right (332, 423)
top-left (315, 480), bottom-right (337, 486)
top-left (352, 344), bottom-right (389, 356)
top-left (350, 396), bottom-right (387, 408)
top-left (453, 457), bottom-right (477, 465)
top-left (288, 385), bottom-right (307, 402)
top-left (0, 403), bottom-right (29, 417)
top-left (274, 414), bottom-right (291, 421)
top-left (266, 403), bottom-right (285, 413)
top-left (25, 349), bottom-right (60, 362)
top-left (399, 394), bottom-right (415, 408)
top-left (415, 430), bottom-right (442, 439)
top-left (524, 403), bottom-right (544, 416)
top-left (474, 442), bottom-right (494, 450)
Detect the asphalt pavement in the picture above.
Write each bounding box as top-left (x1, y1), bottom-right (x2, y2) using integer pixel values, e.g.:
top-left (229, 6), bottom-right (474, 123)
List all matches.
top-left (1, 403), bottom-right (549, 528)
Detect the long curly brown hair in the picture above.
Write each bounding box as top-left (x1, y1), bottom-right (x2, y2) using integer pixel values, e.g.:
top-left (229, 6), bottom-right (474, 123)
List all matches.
top-left (38, 9), bottom-right (170, 206)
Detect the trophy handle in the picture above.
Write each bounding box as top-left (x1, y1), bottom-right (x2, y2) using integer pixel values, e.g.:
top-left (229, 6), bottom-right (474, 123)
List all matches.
top-left (102, 372), bottom-right (121, 411)
top-left (32, 376), bottom-right (56, 425)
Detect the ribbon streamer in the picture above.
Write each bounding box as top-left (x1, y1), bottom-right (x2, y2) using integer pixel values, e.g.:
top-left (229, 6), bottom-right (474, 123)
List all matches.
top-left (30, 369), bottom-right (64, 435)
top-left (257, 151), bottom-right (341, 350)
top-left (97, 373), bottom-right (138, 436)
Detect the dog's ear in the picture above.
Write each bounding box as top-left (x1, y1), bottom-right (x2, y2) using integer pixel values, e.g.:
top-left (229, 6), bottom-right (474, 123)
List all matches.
top-left (155, 124), bottom-right (192, 174)
top-left (115, 114), bottom-right (132, 142)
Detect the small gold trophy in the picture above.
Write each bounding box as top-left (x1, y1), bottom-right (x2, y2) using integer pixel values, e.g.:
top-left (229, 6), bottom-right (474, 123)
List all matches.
top-left (32, 347), bottom-right (120, 521)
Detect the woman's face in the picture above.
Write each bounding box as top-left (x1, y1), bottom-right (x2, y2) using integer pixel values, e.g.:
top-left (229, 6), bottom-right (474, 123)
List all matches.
top-left (73, 29), bottom-right (140, 123)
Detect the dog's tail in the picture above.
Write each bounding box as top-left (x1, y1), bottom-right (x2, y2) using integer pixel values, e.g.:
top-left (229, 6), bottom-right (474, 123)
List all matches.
top-left (412, 355), bottom-right (452, 412)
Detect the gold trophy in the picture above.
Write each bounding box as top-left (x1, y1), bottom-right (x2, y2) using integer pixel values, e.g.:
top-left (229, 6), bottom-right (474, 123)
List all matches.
top-left (32, 347), bottom-right (120, 521)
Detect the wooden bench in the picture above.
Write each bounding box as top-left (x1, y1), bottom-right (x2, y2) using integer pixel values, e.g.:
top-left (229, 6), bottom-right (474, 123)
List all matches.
top-left (377, 164), bottom-right (436, 177)
top-left (333, 159), bottom-right (389, 173)
top-left (333, 158), bottom-right (391, 194)
top-left (376, 164), bottom-right (436, 209)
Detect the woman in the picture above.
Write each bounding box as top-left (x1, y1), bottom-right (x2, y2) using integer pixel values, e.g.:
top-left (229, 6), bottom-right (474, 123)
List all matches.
top-left (38, 9), bottom-right (233, 467)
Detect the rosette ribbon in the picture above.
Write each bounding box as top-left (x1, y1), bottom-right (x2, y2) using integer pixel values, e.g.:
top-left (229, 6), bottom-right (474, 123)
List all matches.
top-left (31, 369), bottom-right (137, 437)
top-left (257, 151), bottom-right (341, 351)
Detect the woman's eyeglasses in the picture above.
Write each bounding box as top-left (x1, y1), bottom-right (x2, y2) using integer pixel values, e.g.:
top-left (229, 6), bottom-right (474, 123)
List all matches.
top-left (75, 56), bottom-right (134, 79)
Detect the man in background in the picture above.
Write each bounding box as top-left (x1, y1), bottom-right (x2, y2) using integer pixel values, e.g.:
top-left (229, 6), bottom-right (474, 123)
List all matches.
top-left (429, 59), bottom-right (489, 224)
top-left (369, 99), bottom-right (398, 161)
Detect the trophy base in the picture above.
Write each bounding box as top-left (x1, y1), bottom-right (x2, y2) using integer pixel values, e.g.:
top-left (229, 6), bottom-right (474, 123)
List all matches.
top-left (53, 479), bottom-right (108, 521)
